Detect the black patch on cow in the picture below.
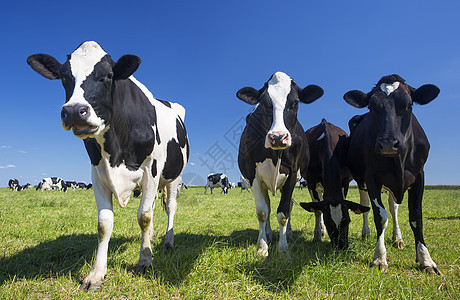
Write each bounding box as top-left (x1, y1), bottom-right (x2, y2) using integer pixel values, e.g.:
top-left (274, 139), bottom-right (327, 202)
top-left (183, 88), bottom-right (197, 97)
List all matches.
top-left (155, 126), bottom-right (161, 145)
top-left (84, 138), bottom-right (102, 166)
top-left (157, 99), bottom-right (172, 108)
top-left (151, 159), bottom-right (157, 178)
top-left (208, 173), bottom-right (223, 185)
top-left (176, 118), bottom-right (187, 148)
top-left (101, 79), bottom-right (157, 171)
top-left (162, 139), bottom-right (183, 180)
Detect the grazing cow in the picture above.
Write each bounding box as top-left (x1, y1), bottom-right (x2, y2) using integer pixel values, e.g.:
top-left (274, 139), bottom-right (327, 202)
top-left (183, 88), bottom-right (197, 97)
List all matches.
top-left (27, 41), bottom-right (189, 291)
top-left (8, 179), bottom-right (21, 191)
top-left (22, 183), bottom-right (31, 190)
top-left (237, 176), bottom-right (251, 193)
top-left (37, 177), bottom-right (68, 192)
top-left (299, 119), bottom-right (369, 249)
top-left (298, 180), bottom-right (307, 190)
top-left (77, 182), bottom-right (87, 189)
top-left (237, 71), bottom-right (323, 256)
top-left (86, 183), bottom-right (92, 190)
top-left (204, 173), bottom-right (230, 195)
top-left (343, 74), bottom-right (440, 274)
top-left (65, 181), bottom-right (79, 190)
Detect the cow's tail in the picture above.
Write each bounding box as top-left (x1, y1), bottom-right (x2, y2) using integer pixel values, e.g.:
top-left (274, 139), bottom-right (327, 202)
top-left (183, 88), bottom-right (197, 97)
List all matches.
top-left (161, 187), bottom-right (167, 211)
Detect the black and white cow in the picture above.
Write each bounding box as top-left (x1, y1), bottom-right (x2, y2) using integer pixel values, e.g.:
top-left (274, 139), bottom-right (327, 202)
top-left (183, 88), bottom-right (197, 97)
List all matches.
top-left (298, 180), bottom-right (307, 190)
top-left (65, 181), bottom-right (79, 190)
top-left (37, 177), bottom-right (68, 192)
top-left (204, 173), bottom-right (230, 195)
top-left (27, 41), bottom-right (189, 291)
top-left (77, 182), bottom-right (87, 189)
top-left (343, 74), bottom-right (440, 274)
top-left (237, 176), bottom-right (251, 193)
top-left (8, 179), bottom-right (21, 191)
top-left (86, 183), bottom-right (92, 190)
top-left (22, 183), bottom-right (31, 190)
top-left (237, 71), bottom-right (323, 256)
top-left (299, 119), bottom-right (369, 249)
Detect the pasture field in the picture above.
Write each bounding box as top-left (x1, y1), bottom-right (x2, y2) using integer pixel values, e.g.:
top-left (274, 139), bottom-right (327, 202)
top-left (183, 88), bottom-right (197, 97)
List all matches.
top-left (0, 186), bottom-right (458, 299)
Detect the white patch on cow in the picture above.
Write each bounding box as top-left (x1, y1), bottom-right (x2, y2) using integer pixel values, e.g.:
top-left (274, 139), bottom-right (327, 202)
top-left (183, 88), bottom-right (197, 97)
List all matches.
top-left (65, 41), bottom-right (108, 135)
top-left (255, 158), bottom-right (284, 196)
top-left (266, 72), bottom-right (292, 146)
top-left (411, 221), bottom-right (417, 228)
top-left (416, 242), bottom-right (437, 269)
top-left (373, 198), bottom-right (389, 227)
top-left (380, 82), bottom-right (400, 96)
top-left (330, 204), bottom-right (343, 229)
top-left (317, 132), bottom-right (325, 141)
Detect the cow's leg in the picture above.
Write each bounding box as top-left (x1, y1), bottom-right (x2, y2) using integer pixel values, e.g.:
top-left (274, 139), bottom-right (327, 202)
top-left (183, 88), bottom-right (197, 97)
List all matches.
top-left (252, 177), bottom-right (270, 257)
top-left (163, 177), bottom-right (180, 249)
top-left (387, 192), bottom-right (404, 249)
top-left (204, 185), bottom-right (207, 194)
top-left (80, 176), bottom-right (113, 292)
top-left (277, 174), bottom-right (296, 257)
top-left (368, 182), bottom-right (389, 271)
top-left (408, 172), bottom-right (440, 274)
top-left (309, 188), bottom-right (326, 242)
top-left (359, 189), bottom-right (371, 239)
top-left (136, 169), bottom-right (159, 273)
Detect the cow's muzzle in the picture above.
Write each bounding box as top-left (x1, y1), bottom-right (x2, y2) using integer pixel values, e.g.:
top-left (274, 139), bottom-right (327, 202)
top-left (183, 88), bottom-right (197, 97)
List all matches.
top-left (61, 104), bottom-right (98, 136)
top-left (375, 137), bottom-right (405, 155)
top-left (265, 132), bottom-right (291, 150)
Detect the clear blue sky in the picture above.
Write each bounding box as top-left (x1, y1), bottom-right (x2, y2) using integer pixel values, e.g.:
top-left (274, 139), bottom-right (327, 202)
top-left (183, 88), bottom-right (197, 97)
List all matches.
top-left (1, 1), bottom-right (459, 186)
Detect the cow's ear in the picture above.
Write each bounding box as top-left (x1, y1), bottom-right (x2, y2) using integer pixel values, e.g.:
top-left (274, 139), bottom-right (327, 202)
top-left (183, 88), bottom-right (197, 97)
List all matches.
top-left (236, 87), bottom-right (260, 105)
top-left (299, 85), bottom-right (324, 104)
top-left (343, 200), bottom-right (370, 214)
top-left (300, 201), bottom-right (326, 212)
top-left (113, 55), bottom-right (141, 80)
top-left (27, 54), bottom-right (62, 80)
top-left (343, 90), bottom-right (369, 108)
top-left (411, 84), bottom-right (440, 105)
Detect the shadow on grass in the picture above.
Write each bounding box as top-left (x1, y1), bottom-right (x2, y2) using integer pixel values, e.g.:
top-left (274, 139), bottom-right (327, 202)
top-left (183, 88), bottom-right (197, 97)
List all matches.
top-left (426, 216), bottom-right (460, 221)
top-left (0, 229), bottom-right (358, 293)
top-left (0, 234), bottom-right (132, 285)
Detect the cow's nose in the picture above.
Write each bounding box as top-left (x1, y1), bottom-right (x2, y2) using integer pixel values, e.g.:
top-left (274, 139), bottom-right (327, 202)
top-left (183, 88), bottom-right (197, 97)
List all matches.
top-left (376, 138), bottom-right (400, 155)
top-left (61, 104), bottom-right (90, 123)
top-left (266, 132), bottom-right (290, 149)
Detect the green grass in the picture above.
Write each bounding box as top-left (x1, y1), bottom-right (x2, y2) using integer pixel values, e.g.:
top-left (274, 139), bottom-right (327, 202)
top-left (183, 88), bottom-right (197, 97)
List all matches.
top-left (0, 186), bottom-right (458, 299)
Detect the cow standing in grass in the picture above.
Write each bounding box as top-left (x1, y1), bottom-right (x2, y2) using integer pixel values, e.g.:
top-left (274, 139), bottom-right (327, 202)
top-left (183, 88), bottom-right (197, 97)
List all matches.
top-left (27, 41), bottom-right (189, 291)
top-left (343, 74), bottom-right (440, 274)
top-left (237, 71), bottom-right (323, 257)
top-left (299, 119), bottom-right (369, 249)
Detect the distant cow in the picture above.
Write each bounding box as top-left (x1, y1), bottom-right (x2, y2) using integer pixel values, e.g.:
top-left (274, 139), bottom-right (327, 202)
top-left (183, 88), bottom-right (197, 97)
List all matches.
top-left (28, 41), bottom-right (189, 290)
top-left (204, 173), bottom-right (230, 195)
top-left (299, 119), bottom-right (369, 249)
top-left (343, 74), bottom-right (440, 274)
top-left (85, 183), bottom-right (92, 190)
top-left (237, 176), bottom-right (251, 193)
top-left (298, 180), bottom-right (307, 190)
top-left (77, 182), bottom-right (87, 189)
top-left (65, 181), bottom-right (79, 190)
top-left (37, 177), bottom-right (67, 192)
top-left (8, 179), bottom-right (21, 191)
top-left (22, 183), bottom-right (31, 190)
top-left (237, 71), bottom-right (323, 257)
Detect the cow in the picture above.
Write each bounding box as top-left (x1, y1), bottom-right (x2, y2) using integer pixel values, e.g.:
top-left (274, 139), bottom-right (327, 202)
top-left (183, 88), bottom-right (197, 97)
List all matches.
top-left (343, 74), bottom-right (440, 274)
top-left (37, 177), bottom-right (68, 192)
top-left (8, 179), bottom-right (21, 191)
top-left (86, 183), bottom-right (92, 190)
top-left (27, 41), bottom-right (189, 291)
top-left (22, 183), bottom-right (31, 190)
top-left (299, 119), bottom-right (369, 249)
top-left (237, 176), bottom-right (251, 193)
top-left (65, 181), bottom-right (79, 190)
top-left (298, 180), bottom-right (307, 190)
top-left (77, 182), bottom-right (87, 189)
top-left (204, 173), bottom-right (230, 195)
top-left (237, 71), bottom-right (323, 257)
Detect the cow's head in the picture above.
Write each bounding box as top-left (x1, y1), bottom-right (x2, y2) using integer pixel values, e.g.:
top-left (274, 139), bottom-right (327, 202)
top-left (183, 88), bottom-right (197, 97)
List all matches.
top-left (300, 200), bottom-right (370, 249)
top-left (27, 41), bottom-right (141, 139)
top-left (343, 74), bottom-right (439, 156)
top-left (237, 72), bottom-right (323, 150)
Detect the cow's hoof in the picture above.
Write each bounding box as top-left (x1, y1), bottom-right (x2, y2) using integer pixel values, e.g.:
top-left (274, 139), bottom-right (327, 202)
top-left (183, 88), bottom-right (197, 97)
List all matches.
top-left (278, 247), bottom-right (291, 259)
top-left (423, 265), bottom-right (442, 275)
top-left (392, 239), bottom-right (404, 249)
top-left (79, 278), bottom-right (103, 292)
top-left (371, 260), bottom-right (388, 272)
top-left (312, 236), bottom-right (322, 243)
top-left (163, 242), bottom-right (174, 250)
top-left (135, 263), bottom-right (153, 274)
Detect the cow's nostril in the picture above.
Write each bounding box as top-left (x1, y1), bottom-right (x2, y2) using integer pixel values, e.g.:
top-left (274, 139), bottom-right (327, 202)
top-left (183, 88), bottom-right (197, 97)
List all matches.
top-left (80, 108), bottom-right (87, 116)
